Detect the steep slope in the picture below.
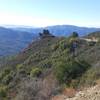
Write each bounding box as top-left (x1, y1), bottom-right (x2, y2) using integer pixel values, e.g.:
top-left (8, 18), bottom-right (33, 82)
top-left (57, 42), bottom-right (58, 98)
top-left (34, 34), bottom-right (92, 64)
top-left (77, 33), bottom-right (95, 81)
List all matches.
top-left (0, 32), bottom-right (100, 100)
top-left (0, 36), bottom-right (62, 100)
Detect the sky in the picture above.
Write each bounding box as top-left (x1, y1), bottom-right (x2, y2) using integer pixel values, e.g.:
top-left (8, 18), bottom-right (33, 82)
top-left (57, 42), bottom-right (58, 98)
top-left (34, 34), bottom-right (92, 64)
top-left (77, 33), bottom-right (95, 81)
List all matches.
top-left (0, 0), bottom-right (100, 27)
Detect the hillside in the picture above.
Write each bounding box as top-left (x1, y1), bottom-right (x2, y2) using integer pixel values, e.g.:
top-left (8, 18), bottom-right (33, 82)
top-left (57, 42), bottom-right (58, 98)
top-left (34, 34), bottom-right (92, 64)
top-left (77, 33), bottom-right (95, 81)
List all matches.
top-left (0, 31), bottom-right (100, 100)
top-left (0, 27), bottom-right (37, 56)
top-left (86, 31), bottom-right (100, 38)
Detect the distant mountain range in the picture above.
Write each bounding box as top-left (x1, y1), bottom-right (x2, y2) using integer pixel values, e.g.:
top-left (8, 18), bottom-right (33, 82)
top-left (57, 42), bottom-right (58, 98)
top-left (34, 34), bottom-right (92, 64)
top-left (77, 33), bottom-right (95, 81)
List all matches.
top-left (9, 25), bottom-right (100, 36)
top-left (0, 25), bottom-right (100, 56)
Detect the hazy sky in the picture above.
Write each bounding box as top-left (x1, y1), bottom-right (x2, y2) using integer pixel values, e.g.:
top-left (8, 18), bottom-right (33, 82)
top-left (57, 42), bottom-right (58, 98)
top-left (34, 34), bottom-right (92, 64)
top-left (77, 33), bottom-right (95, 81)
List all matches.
top-left (0, 0), bottom-right (100, 27)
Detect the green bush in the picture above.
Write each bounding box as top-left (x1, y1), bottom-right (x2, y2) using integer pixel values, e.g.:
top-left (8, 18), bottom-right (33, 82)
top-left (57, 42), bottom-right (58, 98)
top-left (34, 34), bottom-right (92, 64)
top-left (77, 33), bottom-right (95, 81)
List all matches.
top-left (54, 59), bottom-right (90, 84)
top-left (79, 65), bottom-right (100, 86)
top-left (51, 38), bottom-right (70, 52)
top-left (51, 43), bottom-right (59, 51)
top-left (16, 64), bottom-right (24, 70)
top-left (38, 59), bottom-right (52, 69)
top-left (0, 68), bottom-right (11, 81)
top-left (16, 64), bottom-right (27, 75)
top-left (16, 64), bottom-right (31, 76)
top-left (2, 71), bottom-right (14, 85)
top-left (0, 68), bottom-right (14, 85)
top-left (30, 68), bottom-right (42, 77)
top-left (0, 85), bottom-right (7, 98)
top-left (70, 32), bottom-right (79, 38)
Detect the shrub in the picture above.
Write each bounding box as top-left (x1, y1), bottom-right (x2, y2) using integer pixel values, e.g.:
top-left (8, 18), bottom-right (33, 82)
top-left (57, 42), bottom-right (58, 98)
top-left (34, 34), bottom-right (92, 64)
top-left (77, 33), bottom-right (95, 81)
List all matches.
top-left (51, 44), bottom-right (59, 51)
top-left (30, 68), bottom-right (42, 77)
top-left (2, 71), bottom-right (14, 85)
top-left (79, 65), bottom-right (100, 87)
top-left (54, 59), bottom-right (90, 84)
top-left (0, 85), bottom-right (7, 98)
top-left (14, 79), bottom-right (43, 100)
top-left (51, 38), bottom-right (70, 52)
top-left (16, 64), bottom-right (24, 70)
top-left (16, 64), bottom-right (28, 76)
top-left (39, 59), bottom-right (52, 69)
top-left (0, 68), bottom-right (11, 82)
top-left (88, 41), bottom-right (96, 46)
top-left (0, 68), bottom-right (14, 85)
top-left (59, 40), bottom-right (67, 51)
top-left (71, 32), bottom-right (79, 38)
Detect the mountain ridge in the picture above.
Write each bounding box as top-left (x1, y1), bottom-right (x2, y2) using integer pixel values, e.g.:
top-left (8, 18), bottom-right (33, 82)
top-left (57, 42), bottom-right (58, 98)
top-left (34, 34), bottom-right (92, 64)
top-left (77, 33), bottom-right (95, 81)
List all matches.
top-left (9, 25), bottom-right (100, 36)
top-left (0, 31), bottom-right (100, 100)
top-left (0, 25), bottom-right (100, 56)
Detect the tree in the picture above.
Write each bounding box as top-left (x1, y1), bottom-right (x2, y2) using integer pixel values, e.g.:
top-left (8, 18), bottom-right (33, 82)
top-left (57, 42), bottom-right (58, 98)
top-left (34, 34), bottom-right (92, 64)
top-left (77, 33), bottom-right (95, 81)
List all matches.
top-left (71, 32), bottom-right (79, 38)
top-left (39, 29), bottom-right (54, 39)
top-left (39, 32), bottom-right (42, 37)
top-left (43, 29), bottom-right (50, 35)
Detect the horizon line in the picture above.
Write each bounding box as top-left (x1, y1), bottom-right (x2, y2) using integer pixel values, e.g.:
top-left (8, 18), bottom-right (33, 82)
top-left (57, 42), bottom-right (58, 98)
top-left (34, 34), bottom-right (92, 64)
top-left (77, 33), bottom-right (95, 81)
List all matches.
top-left (0, 24), bottom-right (100, 29)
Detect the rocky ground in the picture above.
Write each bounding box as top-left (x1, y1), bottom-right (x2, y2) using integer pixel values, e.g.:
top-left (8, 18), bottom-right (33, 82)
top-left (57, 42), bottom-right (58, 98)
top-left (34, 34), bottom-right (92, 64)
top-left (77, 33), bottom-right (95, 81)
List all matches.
top-left (67, 85), bottom-right (100, 100)
top-left (52, 84), bottom-right (100, 100)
